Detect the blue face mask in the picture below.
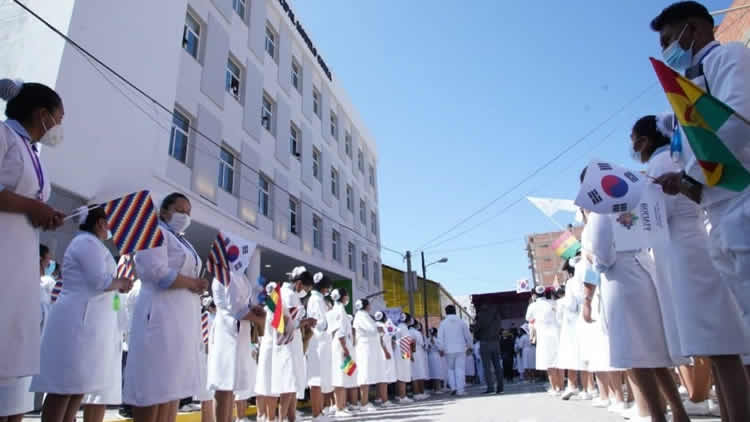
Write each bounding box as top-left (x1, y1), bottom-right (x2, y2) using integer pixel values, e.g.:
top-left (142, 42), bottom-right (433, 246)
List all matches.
top-left (44, 260), bottom-right (55, 277)
top-left (583, 267), bottom-right (600, 286)
top-left (662, 25), bottom-right (694, 71)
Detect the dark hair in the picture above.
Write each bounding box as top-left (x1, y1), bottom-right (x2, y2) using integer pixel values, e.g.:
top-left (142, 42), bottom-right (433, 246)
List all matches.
top-left (374, 312), bottom-right (386, 322)
top-left (651, 1), bottom-right (714, 31)
top-left (554, 286), bottom-right (566, 299)
top-left (358, 298), bottom-right (370, 310)
top-left (429, 327), bottom-right (438, 336)
top-left (40, 244), bottom-right (49, 260)
top-left (161, 192), bottom-right (189, 211)
top-left (445, 305), bottom-right (456, 315)
top-left (4, 82), bottom-right (62, 124)
top-left (324, 295), bottom-right (334, 307)
top-left (313, 274), bottom-right (333, 291)
top-left (79, 206), bottom-right (107, 233)
top-left (293, 270), bottom-right (314, 286)
top-left (633, 115), bottom-right (670, 160)
top-left (337, 287), bottom-right (349, 300)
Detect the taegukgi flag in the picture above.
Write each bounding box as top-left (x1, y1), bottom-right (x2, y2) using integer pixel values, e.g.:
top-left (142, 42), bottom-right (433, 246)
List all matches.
top-left (575, 158), bottom-right (645, 215)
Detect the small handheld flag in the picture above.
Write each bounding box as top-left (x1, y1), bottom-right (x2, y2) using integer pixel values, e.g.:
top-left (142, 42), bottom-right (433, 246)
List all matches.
top-left (575, 159), bottom-right (645, 214)
top-left (341, 356), bottom-right (357, 376)
top-left (116, 255), bottom-right (136, 280)
top-left (550, 231), bottom-right (581, 260)
top-left (201, 310), bottom-right (210, 346)
top-left (50, 280), bottom-right (63, 303)
top-left (266, 285), bottom-right (285, 334)
top-left (206, 233), bottom-right (231, 286)
top-left (104, 191), bottom-right (164, 255)
top-left (399, 336), bottom-right (413, 359)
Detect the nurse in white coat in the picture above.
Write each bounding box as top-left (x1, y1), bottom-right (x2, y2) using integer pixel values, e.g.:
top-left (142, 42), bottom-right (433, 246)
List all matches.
top-left (373, 312), bottom-right (396, 406)
top-left (427, 328), bottom-right (445, 391)
top-left (0, 80), bottom-right (65, 422)
top-left (352, 299), bottom-right (381, 412)
top-left (329, 288), bottom-right (356, 417)
top-left (123, 193), bottom-right (209, 422)
top-left (409, 321), bottom-right (428, 400)
top-left (208, 268), bottom-right (266, 422)
top-left (394, 313), bottom-right (414, 403)
top-left (525, 287), bottom-right (561, 388)
top-left (31, 207), bottom-right (134, 422)
top-left (305, 273), bottom-right (333, 422)
top-left (255, 282), bottom-right (279, 422)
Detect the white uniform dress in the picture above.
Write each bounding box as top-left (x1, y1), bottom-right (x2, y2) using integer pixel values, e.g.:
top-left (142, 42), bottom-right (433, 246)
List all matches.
top-left (585, 212), bottom-right (673, 369)
top-left (555, 261), bottom-right (585, 371)
top-left (353, 310), bottom-right (381, 386)
top-left (330, 303), bottom-right (356, 388)
top-left (0, 121), bottom-right (50, 416)
top-left (410, 328), bottom-right (428, 381)
top-left (394, 323), bottom-right (412, 383)
top-left (525, 298), bottom-right (559, 370)
top-left (31, 233), bottom-right (118, 397)
top-left (376, 321), bottom-right (397, 384)
top-left (124, 222), bottom-right (203, 406)
top-left (306, 291), bottom-right (332, 394)
top-left (207, 272), bottom-right (256, 395)
top-left (648, 147), bottom-right (750, 356)
top-left (427, 337), bottom-right (445, 380)
top-left (254, 311), bottom-right (276, 397)
top-left (195, 309), bottom-right (214, 402)
top-left (271, 283), bottom-right (306, 397)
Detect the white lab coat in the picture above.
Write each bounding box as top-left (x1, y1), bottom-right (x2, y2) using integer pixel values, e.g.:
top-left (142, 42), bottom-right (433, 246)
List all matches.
top-left (555, 262), bottom-right (585, 371)
top-left (409, 328), bottom-right (428, 381)
top-left (525, 299), bottom-right (559, 370)
top-left (305, 291), bottom-right (332, 393)
top-left (195, 310), bottom-right (214, 402)
top-left (376, 321), bottom-right (397, 384)
top-left (0, 121), bottom-right (50, 382)
top-left (427, 337), bottom-right (445, 380)
top-left (330, 303), bottom-right (356, 387)
top-left (271, 283), bottom-right (306, 396)
top-left (584, 212), bottom-right (674, 369)
top-left (40, 275), bottom-right (55, 331)
top-left (394, 323), bottom-right (412, 383)
top-left (207, 272), bottom-right (256, 394)
top-left (254, 311), bottom-right (276, 397)
top-left (123, 223), bottom-right (203, 406)
top-left (648, 148), bottom-right (750, 356)
top-left (675, 42), bottom-right (750, 328)
top-left (353, 310), bottom-right (382, 385)
top-left (31, 233), bottom-right (118, 395)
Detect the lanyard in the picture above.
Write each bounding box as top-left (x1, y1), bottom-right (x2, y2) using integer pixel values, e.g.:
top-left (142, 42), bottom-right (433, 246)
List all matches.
top-left (163, 223), bottom-right (200, 276)
top-left (20, 137), bottom-right (45, 200)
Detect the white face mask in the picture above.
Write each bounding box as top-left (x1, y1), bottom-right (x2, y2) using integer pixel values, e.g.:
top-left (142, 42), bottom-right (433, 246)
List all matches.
top-left (169, 212), bottom-right (191, 233)
top-left (297, 289), bottom-right (308, 299)
top-left (39, 113), bottom-right (64, 147)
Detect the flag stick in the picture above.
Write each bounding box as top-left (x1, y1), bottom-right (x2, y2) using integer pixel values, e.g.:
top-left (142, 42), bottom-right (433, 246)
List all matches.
top-left (62, 204), bottom-right (100, 222)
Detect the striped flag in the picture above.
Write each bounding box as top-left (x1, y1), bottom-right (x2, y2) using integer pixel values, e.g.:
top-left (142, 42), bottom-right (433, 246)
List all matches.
top-left (104, 191), bottom-right (164, 255)
top-left (50, 280), bottom-right (63, 303)
top-left (201, 310), bottom-right (210, 345)
top-left (116, 255), bottom-right (136, 280)
top-left (550, 231), bottom-right (581, 260)
top-left (399, 336), bottom-right (413, 359)
top-left (340, 355), bottom-right (357, 376)
top-left (206, 233), bottom-right (231, 286)
top-left (265, 284), bottom-right (285, 334)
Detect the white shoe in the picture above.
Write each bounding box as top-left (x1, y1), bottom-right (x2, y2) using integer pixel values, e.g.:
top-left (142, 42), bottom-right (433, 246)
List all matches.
top-left (678, 385), bottom-right (688, 397)
top-left (621, 405), bottom-right (639, 420)
top-left (682, 399), bottom-right (711, 416)
top-left (381, 400), bottom-right (395, 408)
top-left (608, 401), bottom-right (631, 414)
top-left (591, 398), bottom-right (610, 408)
top-left (179, 403), bottom-right (200, 412)
top-left (398, 397), bottom-right (414, 404)
top-left (561, 387), bottom-right (579, 401)
top-left (334, 409), bottom-right (355, 417)
top-left (708, 399), bottom-right (721, 417)
top-left (579, 391), bottom-right (593, 401)
top-left (362, 403), bottom-right (377, 412)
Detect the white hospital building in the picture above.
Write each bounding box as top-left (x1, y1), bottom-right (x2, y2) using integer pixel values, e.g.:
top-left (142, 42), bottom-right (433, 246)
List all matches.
top-left (1, 0), bottom-right (383, 304)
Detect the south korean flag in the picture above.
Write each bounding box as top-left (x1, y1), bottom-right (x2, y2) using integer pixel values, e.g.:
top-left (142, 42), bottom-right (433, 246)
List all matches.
top-left (575, 158), bottom-right (645, 214)
top-left (220, 230), bottom-right (257, 275)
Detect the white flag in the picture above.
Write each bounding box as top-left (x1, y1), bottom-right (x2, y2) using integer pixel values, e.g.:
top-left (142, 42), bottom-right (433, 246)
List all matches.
top-left (575, 158), bottom-right (645, 214)
top-left (516, 278), bottom-right (531, 293)
top-left (526, 196), bottom-right (578, 217)
top-left (220, 231), bottom-right (256, 275)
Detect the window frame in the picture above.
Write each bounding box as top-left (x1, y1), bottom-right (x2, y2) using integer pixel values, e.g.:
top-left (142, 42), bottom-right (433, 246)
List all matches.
top-left (359, 199), bottom-right (366, 225)
top-left (232, 0), bottom-right (246, 20)
top-left (369, 165), bottom-right (375, 187)
top-left (330, 110), bottom-right (338, 140)
top-left (312, 214), bottom-right (322, 250)
top-left (370, 211), bottom-right (377, 234)
top-left (290, 122), bottom-right (300, 160)
top-left (357, 149), bottom-right (364, 173)
top-left (373, 263), bottom-right (379, 286)
top-left (289, 196), bottom-right (299, 235)
top-left (347, 242), bottom-right (355, 271)
top-left (331, 167), bottom-right (339, 198)
top-left (258, 174), bottom-right (271, 217)
top-left (361, 252), bottom-right (369, 280)
top-left (169, 109), bottom-right (190, 164)
top-left (312, 147), bottom-right (321, 181)
top-left (332, 230), bottom-right (340, 262)
top-left (182, 12), bottom-right (201, 59)
top-left (225, 56), bottom-right (242, 101)
top-left (344, 132), bottom-right (352, 158)
top-left (264, 23), bottom-right (277, 60)
top-left (312, 87), bottom-right (321, 118)
top-left (291, 58), bottom-right (301, 92)
top-left (345, 185), bottom-right (353, 212)
top-left (261, 94), bottom-right (274, 134)
top-left (218, 147), bottom-right (235, 194)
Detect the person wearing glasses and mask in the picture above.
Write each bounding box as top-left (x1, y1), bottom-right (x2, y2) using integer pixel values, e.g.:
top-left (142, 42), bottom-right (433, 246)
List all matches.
top-left (123, 193), bottom-right (209, 422)
top-left (0, 79), bottom-right (66, 422)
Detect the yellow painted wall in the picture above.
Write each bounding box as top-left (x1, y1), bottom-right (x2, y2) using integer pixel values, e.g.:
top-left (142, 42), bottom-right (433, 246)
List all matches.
top-left (382, 266), bottom-right (442, 318)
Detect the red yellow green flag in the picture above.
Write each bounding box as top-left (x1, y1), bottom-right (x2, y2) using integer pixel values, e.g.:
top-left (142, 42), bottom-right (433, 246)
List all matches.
top-left (266, 285), bottom-right (285, 334)
top-left (650, 58), bottom-right (750, 191)
top-left (550, 231), bottom-right (581, 260)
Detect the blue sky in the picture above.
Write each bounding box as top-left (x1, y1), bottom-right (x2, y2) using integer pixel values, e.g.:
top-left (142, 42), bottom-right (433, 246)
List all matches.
top-left (292, 0), bottom-right (731, 295)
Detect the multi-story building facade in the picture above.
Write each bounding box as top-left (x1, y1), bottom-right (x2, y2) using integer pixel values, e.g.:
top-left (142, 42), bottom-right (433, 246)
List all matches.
top-left (1, 0), bottom-right (382, 303)
top-left (525, 225), bottom-right (583, 287)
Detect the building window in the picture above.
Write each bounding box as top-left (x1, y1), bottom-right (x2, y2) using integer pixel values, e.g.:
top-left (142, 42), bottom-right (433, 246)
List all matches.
top-left (345, 185), bottom-right (353, 212)
top-left (265, 24), bottom-right (276, 60)
top-left (182, 12), bottom-right (200, 59)
top-left (359, 199), bottom-right (366, 225)
top-left (371, 211), bottom-right (377, 234)
top-left (291, 58), bottom-right (301, 92)
top-left (258, 174), bottom-right (270, 217)
top-left (225, 57), bottom-right (242, 100)
top-left (357, 149), bottom-right (364, 173)
top-left (344, 132), bottom-right (352, 158)
top-left (290, 123), bottom-right (300, 159)
top-left (373, 263), bottom-right (379, 286)
top-left (369, 165), bottom-right (375, 187)
top-left (232, 0), bottom-right (246, 20)
top-left (331, 167), bottom-right (339, 198)
top-left (218, 147), bottom-right (235, 193)
top-left (313, 214), bottom-right (322, 250)
top-left (312, 147), bottom-right (321, 180)
top-left (361, 253), bottom-right (369, 280)
top-left (312, 87), bottom-right (321, 118)
top-left (347, 242), bottom-right (355, 271)
top-left (330, 111), bottom-right (338, 140)
top-left (332, 230), bottom-right (340, 261)
top-left (261, 94), bottom-right (274, 134)
top-left (289, 196), bottom-right (299, 235)
top-left (169, 109), bottom-right (190, 163)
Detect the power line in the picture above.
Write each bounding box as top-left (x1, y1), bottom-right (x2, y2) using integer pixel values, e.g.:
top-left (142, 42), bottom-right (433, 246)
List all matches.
top-left (11, 0), bottom-right (390, 254)
top-left (425, 237), bottom-right (525, 255)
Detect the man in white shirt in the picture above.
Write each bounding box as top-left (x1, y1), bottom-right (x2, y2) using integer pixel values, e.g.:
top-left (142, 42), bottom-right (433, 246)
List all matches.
top-left (437, 305), bottom-right (473, 396)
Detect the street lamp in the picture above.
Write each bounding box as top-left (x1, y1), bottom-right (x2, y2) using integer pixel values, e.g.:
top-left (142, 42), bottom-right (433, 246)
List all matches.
top-left (421, 252), bottom-right (448, 332)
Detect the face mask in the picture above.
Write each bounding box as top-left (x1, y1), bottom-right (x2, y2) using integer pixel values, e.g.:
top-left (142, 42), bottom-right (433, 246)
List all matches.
top-left (629, 144), bottom-right (642, 162)
top-left (323, 290), bottom-right (330, 297)
top-left (44, 260), bottom-right (55, 276)
top-left (168, 212), bottom-right (191, 233)
top-left (39, 112), bottom-right (64, 147)
top-left (297, 289), bottom-right (308, 299)
top-left (662, 24), bottom-right (694, 71)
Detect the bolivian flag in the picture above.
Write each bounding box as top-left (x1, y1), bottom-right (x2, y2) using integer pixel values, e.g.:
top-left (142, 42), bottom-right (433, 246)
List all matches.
top-left (650, 58), bottom-right (750, 191)
top-left (341, 356), bottom-right (357, 376)
top-left (550, 231), bottom-right (581, 260)
top-left (265, 284), bottom-right (285, 334)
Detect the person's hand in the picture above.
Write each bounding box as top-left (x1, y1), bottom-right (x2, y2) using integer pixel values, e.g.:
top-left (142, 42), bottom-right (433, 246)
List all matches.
top-left (582, 300), bottom-right (593, 323)
top-left (342, 347), bottom-right (350, 358)
top-left (189, 277), bottom-right (209, 295)
top-left (25, 200), bottom-right (64, 230)
top-left (251, 305), bottom-right (266, 317)
top-left (377, 326), bottom-right (384, 333)
top-left (385, 350), bottom-right (391, 360)
top-left (654, 172), bottom-right (682, 196)
top-left (300, 317), bottom-right (317, 328)
top-left (112, 277), bottom-right (134, 293)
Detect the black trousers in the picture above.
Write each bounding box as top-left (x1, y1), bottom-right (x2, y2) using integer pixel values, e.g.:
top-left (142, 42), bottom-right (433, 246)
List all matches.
top-left (502, 353), bottom-right (514, 381)
top-left (480, 341), bottom-right (504, 392)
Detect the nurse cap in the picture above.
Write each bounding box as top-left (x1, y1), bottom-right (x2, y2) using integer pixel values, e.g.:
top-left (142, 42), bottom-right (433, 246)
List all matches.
top-left (399, 312), bottom-right (408, 322)
top-left (290, 266), bottom-right (307, 280)
top-left (355, 299), bottom-right (364, 311)
top-left (313, 272), bottom-right (323, 284)
top-left (330, 289), bottom-right (341, 301)
top-left (201, 296), bottom-right (213, 308)
top-left (534, 285), bottom-right (545, 295)
top-left (373, 311), bottom-right (384, 321)
top-left (265, 281), bottom-right (278, 295)
top-left (0, 78), bottom-right (23, 101)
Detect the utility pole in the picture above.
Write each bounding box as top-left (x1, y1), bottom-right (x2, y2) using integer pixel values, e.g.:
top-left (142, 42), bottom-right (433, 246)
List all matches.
top-left (421, 251), bottom-right (429, 332)
top-left (406, 250), bottom-right (415, 316)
